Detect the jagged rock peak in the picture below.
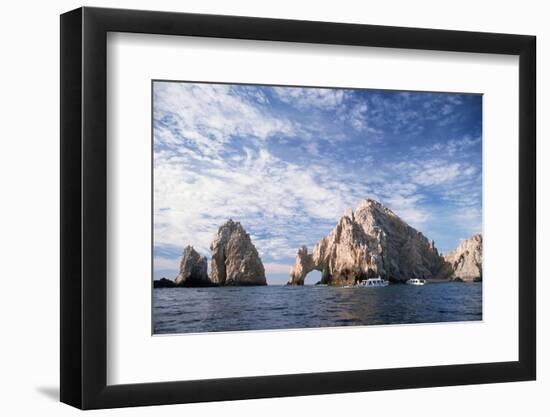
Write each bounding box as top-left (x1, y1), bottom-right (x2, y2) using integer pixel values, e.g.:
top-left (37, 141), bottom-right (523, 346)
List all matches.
top-left (288, 198), bottom-right (444, 285)
top-left (355, 198), bottom-right (401, 218)
top-left (210, 220), bottom-right (267, 286)
top-left (175, 245), bottom-right (211, 287)
top-left (441, 234), bottom-right (483, 281)
top-left (343, 207), bottom-right (354, 221)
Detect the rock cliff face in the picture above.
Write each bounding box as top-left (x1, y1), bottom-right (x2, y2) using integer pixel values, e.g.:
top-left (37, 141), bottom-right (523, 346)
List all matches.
top-left (288, 199), bottom-right (444, 285)
top-left (210, 219), bottom-right (267, 286)
top-left (440, 234), bottom-right (483, 281)
top-left (174, 246), bottom-right (211, 287)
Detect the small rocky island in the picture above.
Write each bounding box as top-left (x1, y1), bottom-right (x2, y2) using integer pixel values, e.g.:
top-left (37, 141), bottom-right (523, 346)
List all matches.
top-left (153, 277), bottom-right (176, 288)
top-left (288, 198), bottom-right (482, 285)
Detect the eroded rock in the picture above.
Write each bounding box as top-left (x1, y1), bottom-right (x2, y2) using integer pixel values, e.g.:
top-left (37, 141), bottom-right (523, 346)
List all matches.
top-left (174, 245), bottom-right (211, 287)
top-left (210, 219), bottom-right (267, 286)
top-left (440, 234), bottom-right (483, 281)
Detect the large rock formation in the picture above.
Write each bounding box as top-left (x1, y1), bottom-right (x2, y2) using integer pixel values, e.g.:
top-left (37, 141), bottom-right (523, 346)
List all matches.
top-left (210, 219), bottom-right (267, 286)
top-left (174, 245), bottom-right (211, 287)
top-left (440, 234), bottom-right (483, 281)
top-left (288, 199), bottom-right (444, 285)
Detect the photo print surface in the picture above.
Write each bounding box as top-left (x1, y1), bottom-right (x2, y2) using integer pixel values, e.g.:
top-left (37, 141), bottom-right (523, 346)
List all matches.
top-left (152, 81), bottom-right (483, 334)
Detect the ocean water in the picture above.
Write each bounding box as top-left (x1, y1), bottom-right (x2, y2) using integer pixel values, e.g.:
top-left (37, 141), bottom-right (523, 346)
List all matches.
top-left (153, 282), bottom-right (482, 334)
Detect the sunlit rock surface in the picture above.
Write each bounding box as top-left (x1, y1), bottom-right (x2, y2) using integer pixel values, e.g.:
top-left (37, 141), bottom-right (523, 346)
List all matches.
top-left (288, 198), bottom-right (444, 285)
top-left (440, 234), bottom-right (483, 281)
top-left (174, 245), bottom-right (211, 287)
top-left (210, 219), bottom-right (267, 286)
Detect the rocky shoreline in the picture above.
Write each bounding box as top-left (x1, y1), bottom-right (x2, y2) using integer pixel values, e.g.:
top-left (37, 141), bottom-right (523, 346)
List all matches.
top-left (153, 198), bottom-right (483, 288)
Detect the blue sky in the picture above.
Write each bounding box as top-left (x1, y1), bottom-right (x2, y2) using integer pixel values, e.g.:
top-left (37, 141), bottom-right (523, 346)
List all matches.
top-left (153, 81), bottom-right (482, 284)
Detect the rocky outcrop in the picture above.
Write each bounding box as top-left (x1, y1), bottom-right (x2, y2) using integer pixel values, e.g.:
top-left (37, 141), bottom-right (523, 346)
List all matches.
top-left (440, 234), bottom-right (483, 281)
top-left (153, 277), bottom-right (176, 288)
top-left (288, 198), bottom-right (444, 285)
top-left (289, 246), bottom-right (317, 285)
top-left (174, 245), bottom-right (211, 287)
top-left (210, 219), bottom-right (267, 286)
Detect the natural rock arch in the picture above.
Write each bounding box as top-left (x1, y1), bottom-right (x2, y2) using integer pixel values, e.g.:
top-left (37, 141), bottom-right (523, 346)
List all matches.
top-left (287, 199), bottom-right (444, 286)
top-left (288, 246), bottom-right (321, 285)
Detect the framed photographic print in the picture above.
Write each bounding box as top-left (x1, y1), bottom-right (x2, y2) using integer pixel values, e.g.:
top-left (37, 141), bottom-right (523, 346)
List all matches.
top-left (60, 6), bottom-right (536, 409)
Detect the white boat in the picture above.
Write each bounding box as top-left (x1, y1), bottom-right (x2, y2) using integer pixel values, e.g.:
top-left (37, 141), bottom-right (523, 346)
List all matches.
top-left (406, 278), bottom-right (426, 286)
top-left (357, 277), bottom-right (389, 287)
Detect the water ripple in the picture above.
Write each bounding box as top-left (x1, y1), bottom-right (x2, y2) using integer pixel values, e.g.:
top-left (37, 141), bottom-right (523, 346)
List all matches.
top-left (153, 282), bottom-right (482, 334)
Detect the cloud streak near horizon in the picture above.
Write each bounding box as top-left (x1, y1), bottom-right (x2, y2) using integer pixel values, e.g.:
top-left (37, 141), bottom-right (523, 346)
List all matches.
top-left (153, 82), bottom-right (482, 284)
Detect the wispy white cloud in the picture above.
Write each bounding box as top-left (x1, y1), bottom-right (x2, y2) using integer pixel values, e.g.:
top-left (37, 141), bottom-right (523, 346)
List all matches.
top-left (154, 83), bottom-right (295, 156)
top-left (381, 192), bottom-right (429, 227)
top-left (153, 256), bottom-right (179, 271)
top-left (263, 263), bottom-right (293, 274)
top-left (412, 135), bottom-right (481, 157)
top-left (347, 103), bottom-right (368, 130)
top-left (414, 161), bottom-right (462, 186)
top-left (392, 159), bottom-right (478, 187)
top-left (272, 86), bottom-right (347, 109)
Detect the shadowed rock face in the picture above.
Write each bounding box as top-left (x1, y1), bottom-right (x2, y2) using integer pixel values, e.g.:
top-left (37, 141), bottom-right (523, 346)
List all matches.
top-left (174, 246), bottom-right (211, 287)
top-left (288, 199), bottom-right (444, 285)
top-left (153, 277), bottom-right (176, 288)
top-left (440, 234), bottom-right (483, 281)
top-left (210, 219), bottom-right (267, 286)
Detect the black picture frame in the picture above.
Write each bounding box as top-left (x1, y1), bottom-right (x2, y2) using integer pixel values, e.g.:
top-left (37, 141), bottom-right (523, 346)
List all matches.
top-left (60, 6), bottom-right (536, 410)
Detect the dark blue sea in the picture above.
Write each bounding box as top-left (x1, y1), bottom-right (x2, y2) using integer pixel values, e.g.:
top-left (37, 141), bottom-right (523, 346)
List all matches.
top-left (153, 282), bottom-right (482, 334)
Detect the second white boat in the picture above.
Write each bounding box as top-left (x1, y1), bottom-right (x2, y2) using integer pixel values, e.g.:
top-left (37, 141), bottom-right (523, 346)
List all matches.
top-left (406, 278), bottom-right (426, 286)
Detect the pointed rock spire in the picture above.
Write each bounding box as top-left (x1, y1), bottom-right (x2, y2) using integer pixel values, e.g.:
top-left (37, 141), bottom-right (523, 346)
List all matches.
top-left (210, 220), bottom-right (267, 286)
